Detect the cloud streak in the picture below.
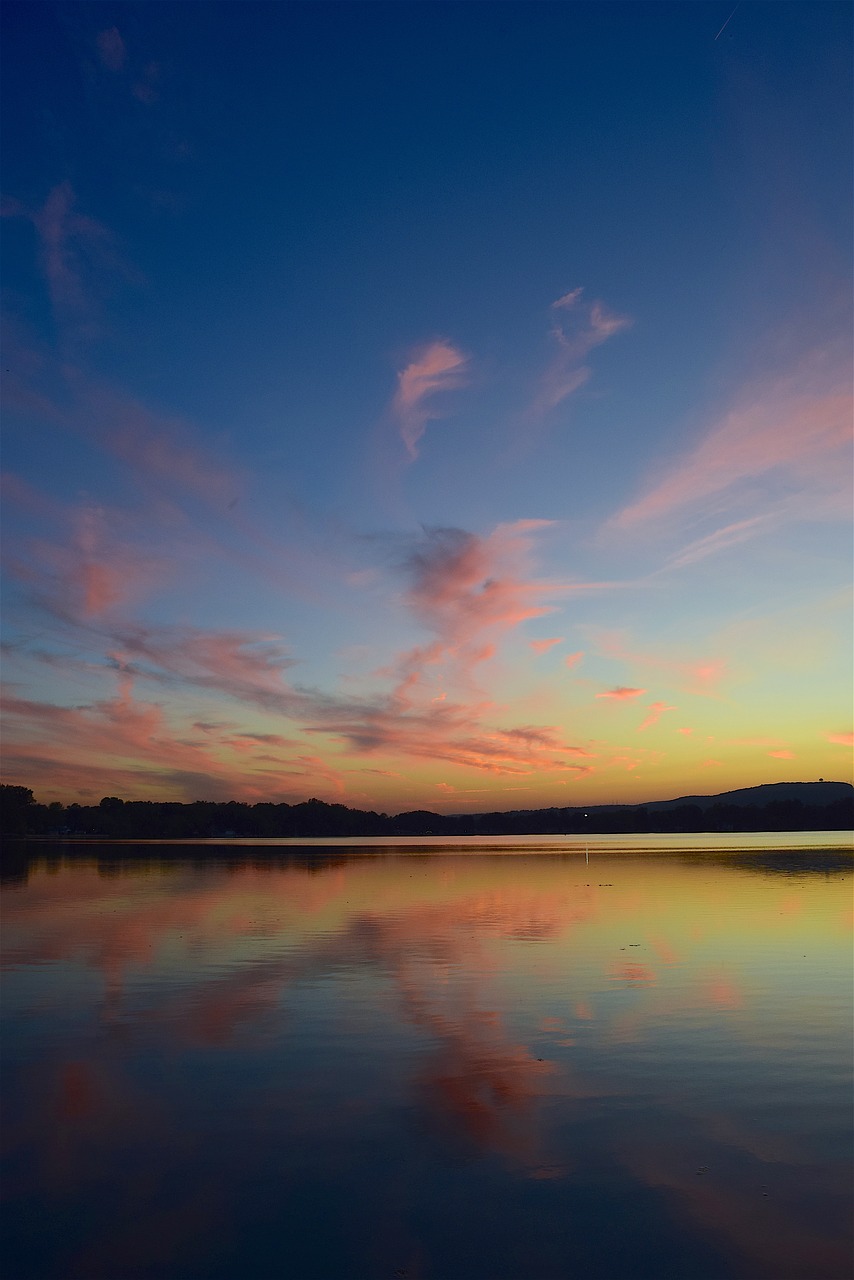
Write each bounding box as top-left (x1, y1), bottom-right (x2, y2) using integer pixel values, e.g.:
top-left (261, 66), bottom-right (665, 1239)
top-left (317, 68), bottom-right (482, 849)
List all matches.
top-left (392, 340), bottom-right (469, 460)
top-left (637, 701), bottom-right (676, 731)
top-left (611, 362), bottom-right (852, 531)
top-left (532, 288), bottom-right (631, 415)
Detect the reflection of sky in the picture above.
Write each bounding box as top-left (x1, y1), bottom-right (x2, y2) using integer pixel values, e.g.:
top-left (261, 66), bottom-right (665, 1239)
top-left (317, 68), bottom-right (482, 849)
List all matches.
top-left (2, 847), bottom-right (852, 1279)
top-left (1, 5), bottom-right (852, 813)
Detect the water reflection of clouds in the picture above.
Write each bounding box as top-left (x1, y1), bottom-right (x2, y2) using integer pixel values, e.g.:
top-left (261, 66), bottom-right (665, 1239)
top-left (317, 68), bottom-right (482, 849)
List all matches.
top-left (3, 852), bottom-right (852, 1277)
top-left (616, 1115), bottom-right (852, 1280)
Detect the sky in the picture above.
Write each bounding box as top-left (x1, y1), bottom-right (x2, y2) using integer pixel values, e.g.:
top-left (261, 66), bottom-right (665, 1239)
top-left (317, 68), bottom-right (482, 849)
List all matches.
top-left (1, 1), bottom-right (851, 812)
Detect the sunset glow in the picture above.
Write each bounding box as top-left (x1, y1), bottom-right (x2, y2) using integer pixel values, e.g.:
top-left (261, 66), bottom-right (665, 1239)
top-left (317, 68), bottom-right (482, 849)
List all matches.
top-left (1, 3), bottom-right (851, 811)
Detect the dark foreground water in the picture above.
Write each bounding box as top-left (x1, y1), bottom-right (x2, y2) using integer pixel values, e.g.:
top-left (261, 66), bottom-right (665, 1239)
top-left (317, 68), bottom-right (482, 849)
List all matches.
top-left (2, 834), bottom-right (852, 1280)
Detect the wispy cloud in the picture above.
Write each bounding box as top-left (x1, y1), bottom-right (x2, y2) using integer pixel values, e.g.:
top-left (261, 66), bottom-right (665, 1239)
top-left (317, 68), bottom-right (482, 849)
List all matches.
top-left (826, 731), bottom-right (853, 747)
top-left (392, 340), bottom-right (469, 460)
top-left (0, 681), bottom-right (293, 803)
top-left (564, 651), bottom-right (584, 669)
top-left (5, 494), bottom-right (169, 621)
top-left (590, 630), bottom-right (727, 698)
top-left (532, 288), bottom-right (631, 415)
top-left (610, 360), bottom-right (852, 531)
top-left (637, 701), bottom-right (676, 731)
top-left (3, 184), bottom-right (136, 345)
top-left (596, 686), bottom-right (646, 701)
top-left (529, 637), bottom-right (564, 654)
top-left (662, 516), bottom-right (770, 571)
top-left (96, 27), bottom-right (126, 72)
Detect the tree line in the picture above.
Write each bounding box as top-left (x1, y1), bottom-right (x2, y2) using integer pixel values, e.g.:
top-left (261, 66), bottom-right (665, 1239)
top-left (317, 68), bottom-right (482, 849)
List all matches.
top-left (1, 783), bottom-right (851, 841)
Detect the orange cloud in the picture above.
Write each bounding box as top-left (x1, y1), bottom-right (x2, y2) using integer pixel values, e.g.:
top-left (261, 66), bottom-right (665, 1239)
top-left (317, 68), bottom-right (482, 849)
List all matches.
top-left (827, 731), bottom-right (854, 746)
top-left (591, 630), bottom-right (727, 697)
top-left (768, 750), bottom-right (795, 759)
top-left (530, 637), bottom-right (564, 654)
top-left (393, 339), bottom-right (469, 459)
top-left (637, 701), bottom-right (676, 731)
top-left (596, 686), bottom-right (647, 700)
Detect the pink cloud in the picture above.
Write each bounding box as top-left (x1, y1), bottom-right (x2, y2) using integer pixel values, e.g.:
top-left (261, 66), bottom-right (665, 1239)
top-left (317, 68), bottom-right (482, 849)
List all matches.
top-left (533, 288), bottom-right (631, 414)
top-left (7, 498), bottom-right (168, 621)
top-left (611, 363), bottom-right (853, 529)
top-left (608, 961), bottom-right (656, 987)
top-left (768, 750), bottom-right (795, 760)
top-left (637, 701), bottom-right (676, 731)
top-left (701, 758), bottom-right (723, 767)
top-left (564, 651), bottom-right (583, 669)
top-left (109, 625), bottom-right (297, 706)
top-left (0, 685), bottom-right (279, 803)
top-left (827, 731), bottom-right (854, 747)
top-left (591, 630), bottom-right (727, 697)
top-left (79, 381), bottom-right (243, 509)
top-left (97, 27), bottom-right (126, 71)
top-left (393, 340), bottom-right (469, 459)
top-left (529, 637), bottom-right (564, 654)
top-left (4, 186), bottom-right (137, 348)
top-left (596, 686), bottom-right (647, 700)
top-left (677, 727), bottom-right (693, 736)
top-left (402, 520), bottom-right (617, 650)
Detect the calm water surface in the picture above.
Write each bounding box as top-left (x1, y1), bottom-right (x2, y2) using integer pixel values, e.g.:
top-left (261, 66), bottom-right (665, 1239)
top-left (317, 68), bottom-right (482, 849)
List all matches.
top-left (2, 834), bottom-right (852, 1280)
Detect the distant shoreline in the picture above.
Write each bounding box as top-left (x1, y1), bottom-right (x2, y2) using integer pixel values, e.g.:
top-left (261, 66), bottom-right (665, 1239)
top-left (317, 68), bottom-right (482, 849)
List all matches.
top-left (2, 780), bottom-right (852, 841)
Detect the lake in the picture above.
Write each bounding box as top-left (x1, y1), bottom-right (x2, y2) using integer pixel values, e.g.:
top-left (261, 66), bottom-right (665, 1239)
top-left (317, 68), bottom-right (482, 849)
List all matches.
top-left (2, 834), bottom-right (852, 1279)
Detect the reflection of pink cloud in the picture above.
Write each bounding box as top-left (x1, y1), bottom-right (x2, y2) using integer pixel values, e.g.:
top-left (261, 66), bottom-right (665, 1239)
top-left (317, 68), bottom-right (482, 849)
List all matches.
top-left (58, 1061), bottom-right (99, 1122)
top-left (827, 731), bottom-right (854, 746)
top-left (530, 637), bottom-right (564, 654)
top-left (704, 975), bottom-right (743, 1010)
top-left (637, 701), bottom-right (676, 731)
top-left (393, 339), bottom-right (469, 459)
top-left (596, 686), bottom-right (646, 700)
top-left (607, 961), bottom-right (656, 987)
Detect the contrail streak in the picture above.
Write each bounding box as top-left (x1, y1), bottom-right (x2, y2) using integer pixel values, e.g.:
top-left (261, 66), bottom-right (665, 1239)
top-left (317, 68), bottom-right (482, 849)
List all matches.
top-left (715, 2), bottom-right (740, 40)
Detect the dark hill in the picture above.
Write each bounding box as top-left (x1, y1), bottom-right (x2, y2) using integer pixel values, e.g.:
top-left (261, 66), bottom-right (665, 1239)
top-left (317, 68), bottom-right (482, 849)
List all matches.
top-left (1, 780), bottom-right (852, 840)
top-left (642, 781), bottom-right (853, 812)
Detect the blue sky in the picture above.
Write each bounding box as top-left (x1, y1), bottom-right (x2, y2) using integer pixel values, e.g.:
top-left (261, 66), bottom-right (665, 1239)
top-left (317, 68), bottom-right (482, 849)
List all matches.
top-left (2, 1), bottom-right (851, 809)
